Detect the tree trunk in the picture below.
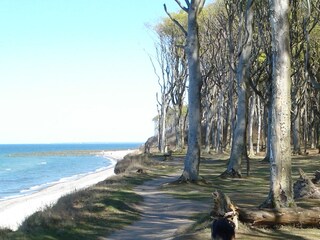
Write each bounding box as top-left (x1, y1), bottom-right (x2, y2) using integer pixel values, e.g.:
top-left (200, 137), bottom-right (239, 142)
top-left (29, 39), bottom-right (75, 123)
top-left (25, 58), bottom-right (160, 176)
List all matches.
top-left (204, 107), bottom-right (213, 153)
top-left (160, 101), bottom-right (167, 153)
top-left (256, 94), bottom-right (262, 153)
top-left (248, 94), bottom-right (256, 156)
top-left (262, 102), bottom-right (272, 162)
top-left (239, 207), bottom-right (320, 227)
top-left (212, 191), bottom-right (320, 228)
top-left (310, 109), bottom-right (315, 149)
top-left (224, 0), bottom-right (254, 177)
top-left (204, 86), bottom-right (216, 153)
top-left (293, 103), bottom-right (302, 155)
top-left (303, 94), bottom-right (308, 154)
top-left (225, 0), bottom-right (236, 152)
top-left (216, 90), bottom-right (224, 154)
top-left (174, 104), bottom-right (184, 152)
top-left (262, 0), bottom-right (294, 209)
top-left (180, 0), bottom-right (205, 182)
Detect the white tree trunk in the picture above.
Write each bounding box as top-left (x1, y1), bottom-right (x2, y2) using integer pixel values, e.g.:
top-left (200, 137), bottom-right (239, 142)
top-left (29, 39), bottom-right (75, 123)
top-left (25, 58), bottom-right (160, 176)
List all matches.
top-left (160, 101), bottom-right (167, 153)
top-left (293, 104), bottom-right (301, 154)
top-left (226, 0), bottom-right (254, 177)
top-left (248, 94), bottom-right (256, 156)
top-left (181, 0), bottom-right (205, 181)
top-left (263, 0), bottom-right (294, 208)
top-left (256, 94), bottom-right (262, 153)
top-left (216, 90), bottom-right (224, 153)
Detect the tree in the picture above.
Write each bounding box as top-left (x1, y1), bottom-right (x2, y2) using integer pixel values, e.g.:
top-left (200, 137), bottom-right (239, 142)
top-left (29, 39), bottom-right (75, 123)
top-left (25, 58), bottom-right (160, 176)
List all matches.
top-left (222, 0), bottom-right (254, 177)
top-left (165, 0), bottom-right (205, 181)
top-left (261, 0), bottom-right (295, 208)
top-left (155, 14), bottom-right (188, 152)
top-left (150, 37), bottom-right (175, 153)
top-left (180, 0), bottom-right (205, 181)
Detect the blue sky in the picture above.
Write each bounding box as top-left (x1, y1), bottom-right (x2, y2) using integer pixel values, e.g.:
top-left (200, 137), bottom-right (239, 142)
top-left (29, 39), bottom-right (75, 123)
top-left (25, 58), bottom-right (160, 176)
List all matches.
top-left (0, 0), bottom-right (180, 144)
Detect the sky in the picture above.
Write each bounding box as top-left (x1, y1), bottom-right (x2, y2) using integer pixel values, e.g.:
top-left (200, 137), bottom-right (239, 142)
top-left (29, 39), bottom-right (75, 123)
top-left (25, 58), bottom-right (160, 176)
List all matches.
top-left (0, 0), bottom-right (181, 144)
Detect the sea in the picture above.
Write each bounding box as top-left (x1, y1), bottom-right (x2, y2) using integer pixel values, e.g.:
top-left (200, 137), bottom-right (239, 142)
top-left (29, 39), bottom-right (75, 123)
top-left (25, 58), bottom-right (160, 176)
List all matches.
top-left (0, 143), bottom-right (141, 201)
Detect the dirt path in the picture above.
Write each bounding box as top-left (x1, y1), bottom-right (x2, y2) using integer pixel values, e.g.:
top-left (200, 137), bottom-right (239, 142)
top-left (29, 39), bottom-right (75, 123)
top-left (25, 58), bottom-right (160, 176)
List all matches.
top-left (102, 174), bottom-right (209, 240)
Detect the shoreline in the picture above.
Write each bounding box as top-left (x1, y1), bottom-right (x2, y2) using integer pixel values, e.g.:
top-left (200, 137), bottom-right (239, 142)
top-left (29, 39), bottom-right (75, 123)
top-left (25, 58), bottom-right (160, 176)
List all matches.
top-left (0, 149), bottom-right (137, 231)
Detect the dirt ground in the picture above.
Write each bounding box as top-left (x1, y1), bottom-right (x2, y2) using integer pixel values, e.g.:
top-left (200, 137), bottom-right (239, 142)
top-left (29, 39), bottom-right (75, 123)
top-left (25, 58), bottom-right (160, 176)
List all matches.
top-left (102, 174), bottom-right (209, 240)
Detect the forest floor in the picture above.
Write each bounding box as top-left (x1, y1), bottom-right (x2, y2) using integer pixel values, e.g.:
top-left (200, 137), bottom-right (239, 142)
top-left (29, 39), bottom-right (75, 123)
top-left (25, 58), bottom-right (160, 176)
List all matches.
top-left (1, 150), bottom-right (320, 239)
top-left (105, 150), bottom-right (320, 240)
top-left (103, 175), bottom-right (209, 240)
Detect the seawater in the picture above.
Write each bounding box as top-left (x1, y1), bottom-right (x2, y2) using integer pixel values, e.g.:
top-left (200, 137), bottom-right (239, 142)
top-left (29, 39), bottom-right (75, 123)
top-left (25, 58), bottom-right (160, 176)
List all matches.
top-left (0, 143), bottom-right (141, 201)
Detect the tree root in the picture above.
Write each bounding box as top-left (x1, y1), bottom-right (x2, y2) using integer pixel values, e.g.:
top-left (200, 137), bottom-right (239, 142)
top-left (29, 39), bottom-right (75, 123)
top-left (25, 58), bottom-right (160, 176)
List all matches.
top-left (220, 169), bottom-right (242, 179)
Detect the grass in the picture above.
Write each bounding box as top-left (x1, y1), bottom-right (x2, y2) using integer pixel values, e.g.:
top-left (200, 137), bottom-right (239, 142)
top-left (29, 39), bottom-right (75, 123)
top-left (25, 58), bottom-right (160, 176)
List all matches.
top-left (164, 150), bottom-right (320, 240)
top-left (0, 154), bottom-right (172, 240)
top-left (1, 150), bottom-right (320, 239)
top-left (0, 177), bottom-right (144, 240)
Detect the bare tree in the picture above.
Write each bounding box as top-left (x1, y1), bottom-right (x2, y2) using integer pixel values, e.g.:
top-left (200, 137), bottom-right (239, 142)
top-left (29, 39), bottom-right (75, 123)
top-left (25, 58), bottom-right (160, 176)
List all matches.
top-left (165, 0), bottom-right (205, 181)
top-left (150, 36), bottom-right (175, 153)
top-left (222, 0), bottom-right (254, 177)
top-left (261, 0), bottom-right (295, 208)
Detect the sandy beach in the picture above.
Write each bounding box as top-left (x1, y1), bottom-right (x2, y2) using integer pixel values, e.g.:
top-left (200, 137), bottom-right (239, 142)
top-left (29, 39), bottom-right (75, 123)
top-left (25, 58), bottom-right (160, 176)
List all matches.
top-left (0, 149), bottom-right (137, 231)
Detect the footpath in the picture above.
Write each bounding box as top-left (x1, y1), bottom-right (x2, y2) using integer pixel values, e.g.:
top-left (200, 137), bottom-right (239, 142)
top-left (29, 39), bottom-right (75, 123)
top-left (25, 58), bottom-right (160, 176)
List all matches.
top-left (101, 174), bottom-right (209, 240)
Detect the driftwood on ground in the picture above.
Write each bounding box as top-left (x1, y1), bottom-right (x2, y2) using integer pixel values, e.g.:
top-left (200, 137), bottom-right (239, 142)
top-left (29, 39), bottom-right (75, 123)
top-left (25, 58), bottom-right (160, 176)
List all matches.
top-left (212, 188), bottom-right (320, 228)
top-left (239, 207), bottom-right (320, 227)
top-left (293, 168), bottom-right (320, 199)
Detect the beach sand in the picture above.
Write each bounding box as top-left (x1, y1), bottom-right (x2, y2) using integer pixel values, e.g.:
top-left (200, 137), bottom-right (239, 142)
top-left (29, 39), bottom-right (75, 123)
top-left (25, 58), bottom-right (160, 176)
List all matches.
top-left (0, 149), bottom-right (137, 231)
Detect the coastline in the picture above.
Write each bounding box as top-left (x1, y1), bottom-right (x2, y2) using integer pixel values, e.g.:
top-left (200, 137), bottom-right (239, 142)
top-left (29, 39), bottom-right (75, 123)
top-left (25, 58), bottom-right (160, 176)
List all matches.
top-left (0, 149), bottom-right (137, 231)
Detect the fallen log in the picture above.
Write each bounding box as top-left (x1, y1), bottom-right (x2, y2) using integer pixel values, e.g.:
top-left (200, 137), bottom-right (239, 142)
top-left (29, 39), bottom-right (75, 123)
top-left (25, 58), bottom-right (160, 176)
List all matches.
top-left (239, 207), bottom-right (320, 227)
top-left (211, 190), bottom-right (320, 228)
top-left (293, 168), bottom-right (320, 199)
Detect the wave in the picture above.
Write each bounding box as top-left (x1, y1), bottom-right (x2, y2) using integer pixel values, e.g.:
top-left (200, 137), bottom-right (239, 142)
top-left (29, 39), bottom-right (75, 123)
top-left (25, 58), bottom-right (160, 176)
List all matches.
top-left (16, 163), bottom-right (115, 198)
top-left (0, 147), bottom-right (118, 201)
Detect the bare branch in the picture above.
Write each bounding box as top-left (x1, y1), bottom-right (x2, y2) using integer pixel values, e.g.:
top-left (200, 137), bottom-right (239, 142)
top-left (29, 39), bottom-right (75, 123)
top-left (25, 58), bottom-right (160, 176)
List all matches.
top-left (148, 53), bottom-right (162, 89)
top-left (198, 0), bottom-right (206, 14)
top-left (184, 0), bottom-right (190, 9)
top-left (173, 0), bottom-right (188, 12)
top-left (163, 4), bottom-right (188, 37)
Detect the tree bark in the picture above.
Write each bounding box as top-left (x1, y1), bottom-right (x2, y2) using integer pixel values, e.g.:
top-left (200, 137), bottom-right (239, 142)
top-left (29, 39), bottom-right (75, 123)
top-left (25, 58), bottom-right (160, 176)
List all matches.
top-left (262, 101), bottom-right (272, 162)
top-left (160, 101), bottom-right (168, 153)
top-left (213, 191), bottom-right (320, 228)
top-left (292, 103), bottom-right (302, 155)
top-left (248, 94), bottom-right (256, 156)
top-left (216, 90), bottom-right (224, 154)
top-left (180, 0), bottom-right (205, 181)
top-left (262, 0), bottom-right (294, 208)
top-left (224, 0), bottom-right (254, 177)
top-left (256, 94), bottom-right (262, 153)
top-left (239, 207), bottom-right (320, 227)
